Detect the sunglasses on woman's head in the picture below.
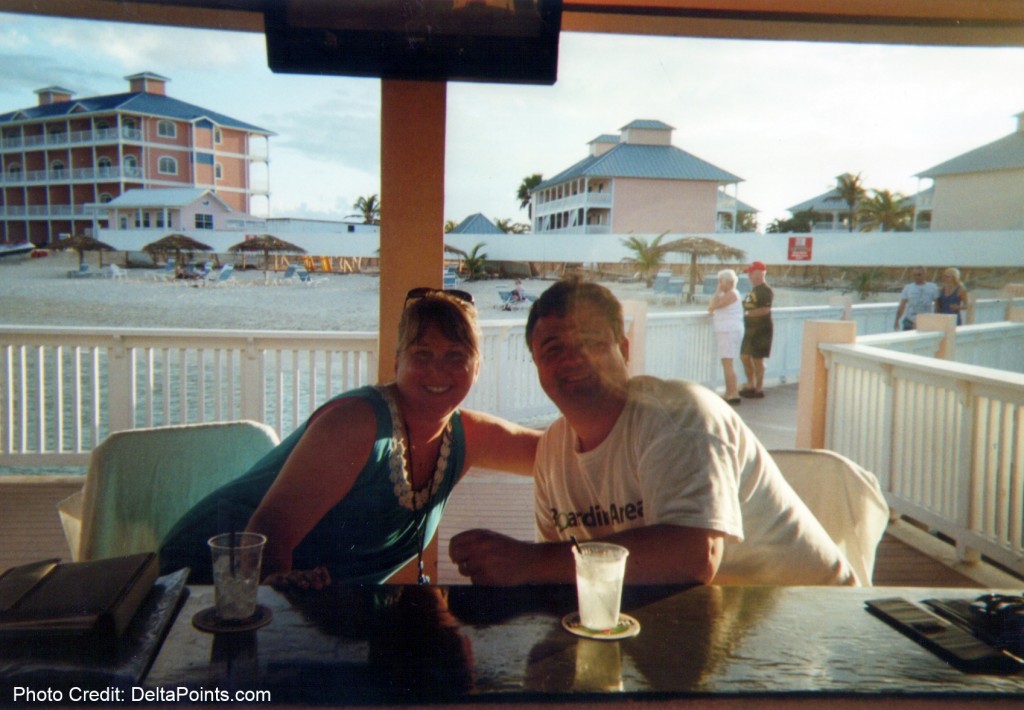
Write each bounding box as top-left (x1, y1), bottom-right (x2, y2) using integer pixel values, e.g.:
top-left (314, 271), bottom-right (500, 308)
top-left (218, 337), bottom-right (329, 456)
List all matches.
top-left (404, 287), bottom-right (475, 306)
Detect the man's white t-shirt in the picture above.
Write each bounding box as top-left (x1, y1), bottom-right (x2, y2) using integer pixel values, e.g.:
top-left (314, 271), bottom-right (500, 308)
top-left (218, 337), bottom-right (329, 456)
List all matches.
top-left (534, 376), bottom-right (856, 586)
top-left (899, 281), bottom-right (940, 325)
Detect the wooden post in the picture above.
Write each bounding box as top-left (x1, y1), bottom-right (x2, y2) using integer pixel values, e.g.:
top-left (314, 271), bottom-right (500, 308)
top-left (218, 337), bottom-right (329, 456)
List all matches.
top-left (621, 300), bottom-right (647, 376)
top-left (795, 320), bottom-right (856, 449)
top-left (379, 79), bottom-right (447, 584)
top-left (917, 313), bottom-right (957, 360)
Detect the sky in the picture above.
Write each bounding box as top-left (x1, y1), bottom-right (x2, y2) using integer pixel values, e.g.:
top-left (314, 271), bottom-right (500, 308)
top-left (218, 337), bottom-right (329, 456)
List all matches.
top-left (2, 11), bottom-right (1024, 229)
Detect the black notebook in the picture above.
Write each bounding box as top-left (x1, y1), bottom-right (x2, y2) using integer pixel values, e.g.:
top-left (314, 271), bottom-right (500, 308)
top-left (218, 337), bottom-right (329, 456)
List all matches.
top-left (0, 553), bottom-right (159, 640)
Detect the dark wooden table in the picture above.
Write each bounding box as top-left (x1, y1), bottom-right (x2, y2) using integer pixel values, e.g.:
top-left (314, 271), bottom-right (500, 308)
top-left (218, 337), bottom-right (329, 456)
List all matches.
top-left (138, 583), bottom-right (1024, 705)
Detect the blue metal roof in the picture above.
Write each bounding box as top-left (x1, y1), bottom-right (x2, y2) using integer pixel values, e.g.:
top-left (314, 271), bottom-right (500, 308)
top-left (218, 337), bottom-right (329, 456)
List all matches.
top-left (0, 91), bottom-right (273, 135)
top-left (917, 131), bottom-right (1024, 178)
top-left (537, 143), bottom-right (741, 189)
top-left (450, 213), bottom-right (503, 234)
top-left (620, 119), bottom-right (675, 131)
top-left (787, 188), bottom-right (850, 214)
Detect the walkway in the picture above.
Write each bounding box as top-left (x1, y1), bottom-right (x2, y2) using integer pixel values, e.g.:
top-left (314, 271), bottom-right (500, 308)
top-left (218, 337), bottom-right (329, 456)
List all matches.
top-left (437, 384), bottom-right (1020, 588)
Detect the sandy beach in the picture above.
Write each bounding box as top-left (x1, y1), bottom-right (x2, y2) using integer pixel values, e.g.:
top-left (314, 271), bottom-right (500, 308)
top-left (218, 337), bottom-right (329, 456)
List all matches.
top-left (0, 251), bottom-right (1000, 331)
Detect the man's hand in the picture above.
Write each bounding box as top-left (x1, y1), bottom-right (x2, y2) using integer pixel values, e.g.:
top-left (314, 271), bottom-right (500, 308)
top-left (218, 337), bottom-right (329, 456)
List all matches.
top-left (448, 529), bottom-right (540, 585)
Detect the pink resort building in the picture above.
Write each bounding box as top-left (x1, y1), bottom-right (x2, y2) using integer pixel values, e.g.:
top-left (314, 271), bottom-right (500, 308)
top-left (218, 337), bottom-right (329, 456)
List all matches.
top-left (0, 71), bottom-right (273, 246)
top-left (529, 119), bottom-right (750, 235)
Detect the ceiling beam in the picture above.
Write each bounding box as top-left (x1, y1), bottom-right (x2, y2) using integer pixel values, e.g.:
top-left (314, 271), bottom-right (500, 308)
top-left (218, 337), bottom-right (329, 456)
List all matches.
top-left (2, 0), bottom-right (1024, 46)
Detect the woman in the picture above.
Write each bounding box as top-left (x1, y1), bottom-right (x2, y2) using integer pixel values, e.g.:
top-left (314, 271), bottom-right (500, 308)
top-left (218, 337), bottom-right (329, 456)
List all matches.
top-left (936, 267), bottom-right (968, 325)
top-left (707, 269), bottom-right (744, 405)
top-left (160, 288), bottom-right (539, 585)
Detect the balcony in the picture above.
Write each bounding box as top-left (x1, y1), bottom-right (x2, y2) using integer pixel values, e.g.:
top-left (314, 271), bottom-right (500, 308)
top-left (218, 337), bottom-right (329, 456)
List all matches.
top-left (1, 127), bottom-right (143, 152)
top-left (0, 166), bottom-right (143, 186)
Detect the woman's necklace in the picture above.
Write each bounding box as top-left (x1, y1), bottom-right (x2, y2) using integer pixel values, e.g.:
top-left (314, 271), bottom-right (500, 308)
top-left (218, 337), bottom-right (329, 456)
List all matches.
top-left (382, 386), bottom-right (452, 584)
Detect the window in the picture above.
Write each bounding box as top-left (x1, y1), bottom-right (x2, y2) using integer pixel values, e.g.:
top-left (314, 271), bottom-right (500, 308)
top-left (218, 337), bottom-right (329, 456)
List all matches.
top-left (158, 156), bottom-right (177, 175)
top-left (98, 193), bottom-right (113, 204)
top-left (8, 163), bottom-right (21, 176)
top-left (157, 120), bottom-right (176, 138)
top-left (195, 213), bottom-right (213, 230)
top-left (97, 156), bottom-right (113, 177)
top-left (50, 159), bottom-right (65, 176)
top-left (214, 127), bottom-right (222, 144)
top-left (215, 162), bottom-right (223, 180)
top-left (123, 155), bottom-right (139, 176)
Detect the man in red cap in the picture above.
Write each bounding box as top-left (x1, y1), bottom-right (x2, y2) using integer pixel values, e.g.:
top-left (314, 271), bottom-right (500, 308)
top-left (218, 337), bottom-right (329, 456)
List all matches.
top-left (740, 261), bottom-right (773, 398)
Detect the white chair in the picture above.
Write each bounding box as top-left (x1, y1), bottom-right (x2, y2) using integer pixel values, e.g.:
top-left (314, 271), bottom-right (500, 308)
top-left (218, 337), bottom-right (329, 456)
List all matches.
top-left (109, 263), bottom-right (127, 280)
top-left (58, 420), bottom-right (280, 561)
top-left (769, 448), bottom-right (890, 586)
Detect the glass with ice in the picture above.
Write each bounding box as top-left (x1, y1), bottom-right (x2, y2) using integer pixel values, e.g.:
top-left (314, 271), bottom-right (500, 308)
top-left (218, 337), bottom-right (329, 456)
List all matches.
top-left (572, 542), bottom-right (629, 631)
top-left (208, 532), bottom-right (266, 621)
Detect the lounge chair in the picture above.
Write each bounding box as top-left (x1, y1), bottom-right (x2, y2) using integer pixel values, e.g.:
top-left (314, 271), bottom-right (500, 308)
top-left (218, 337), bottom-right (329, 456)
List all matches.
top-left (297, 267), bottom-right (323, 285)
top-left (206, 262), bottom-right (235, 286)
top-left (443, 267), bottom-right (460, 289)
top-left (109, 263), bottom-right (127, 280)
top-left (150, 261), bottom-right (175, 282)
top-left (276, 263), bottom-right (299, 283)
top-left (67, 263), bottom-right (92, 278)
top-left (498, 289), bottom-right (534, 311)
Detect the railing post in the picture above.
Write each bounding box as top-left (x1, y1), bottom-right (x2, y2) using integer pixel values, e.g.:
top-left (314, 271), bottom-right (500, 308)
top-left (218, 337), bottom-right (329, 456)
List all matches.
top-left (917, 313), bottom-right (957, 360)
top-left (106, 336), bottom-right (133, 434)
top-left (239, 338), bottom-right (264, 424)
top-left (795, 320), bottom-right (856, 449)
top-left (622, 300), bottom-right (647, 377)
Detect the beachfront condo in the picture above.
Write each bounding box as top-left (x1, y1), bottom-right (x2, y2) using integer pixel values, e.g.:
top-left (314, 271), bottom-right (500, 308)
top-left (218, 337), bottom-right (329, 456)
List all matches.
top-left (528, 119), bottom-right (752, 236)
top-left (0, 71), bottom-right (273, 246)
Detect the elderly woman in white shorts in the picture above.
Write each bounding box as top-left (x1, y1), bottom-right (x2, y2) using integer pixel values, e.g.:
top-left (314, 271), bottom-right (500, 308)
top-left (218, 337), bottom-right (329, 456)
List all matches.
top-left (707, 268), bottom-right (744, 405)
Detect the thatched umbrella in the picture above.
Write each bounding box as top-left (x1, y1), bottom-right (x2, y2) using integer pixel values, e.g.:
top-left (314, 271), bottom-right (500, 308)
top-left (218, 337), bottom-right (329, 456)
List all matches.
top-left (228, 234), bottom-right (306, 282)
top-left (143, 233), bottom-right (213, 270)
top-left (53, 234), bottom-right (116, 267)
top-left (657, 236), bottom-right (746, 303)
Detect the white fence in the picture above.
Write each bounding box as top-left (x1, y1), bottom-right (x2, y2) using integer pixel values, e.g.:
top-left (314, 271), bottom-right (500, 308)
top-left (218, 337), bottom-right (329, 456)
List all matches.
top-left (817, 320), bottom-right (1024, 577)
top-left (0, 298), bottom-right (1014, 468)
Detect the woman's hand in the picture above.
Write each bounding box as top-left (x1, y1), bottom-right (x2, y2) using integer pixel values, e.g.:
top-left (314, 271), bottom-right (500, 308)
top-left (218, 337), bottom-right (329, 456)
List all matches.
top-left (264, 564), bottom-right (332, 590)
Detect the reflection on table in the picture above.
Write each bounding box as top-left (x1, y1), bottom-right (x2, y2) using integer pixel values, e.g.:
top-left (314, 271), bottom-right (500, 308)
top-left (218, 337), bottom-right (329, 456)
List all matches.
top-left (143, 583), bottom-right (1024, 704)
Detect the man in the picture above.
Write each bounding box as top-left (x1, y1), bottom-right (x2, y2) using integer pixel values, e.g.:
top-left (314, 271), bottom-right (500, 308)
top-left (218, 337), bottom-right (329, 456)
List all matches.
top-left (449, 279), bottom-right (856, 587)
top-left (739, 261), bottom-right (773, 399)
top-left (894, 267), bottom-right (939, 331)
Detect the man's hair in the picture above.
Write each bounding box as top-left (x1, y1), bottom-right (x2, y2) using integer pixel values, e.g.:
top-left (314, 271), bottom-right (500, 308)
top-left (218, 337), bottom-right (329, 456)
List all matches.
top-left (525, 277), bottom-right (625, 347)
top-left (398, 292), bottom-right (480, 358)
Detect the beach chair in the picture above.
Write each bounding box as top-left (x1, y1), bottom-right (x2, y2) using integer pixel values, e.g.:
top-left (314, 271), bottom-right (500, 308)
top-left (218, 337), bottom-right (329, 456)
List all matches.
top-left (67, 263), bottom-right (92, 278)
top-left (645, 270), bottom-right (672, 303)
top-left (150, 260), bottom-right (175, 282)
top-left (57, 420), bottom-right (280, 561)
top-left (109, 263), bottom-right (127, 280)
top-left (497, 289), bottom-right (532, 311)
top-left (297, 267), bottom-right (322, 285)
top-left (275, 263), bottom-right (299, 284)
top-left (206, 262), bottom-right (235, 286)
top-left (443, 266), bottom-right (460, 289)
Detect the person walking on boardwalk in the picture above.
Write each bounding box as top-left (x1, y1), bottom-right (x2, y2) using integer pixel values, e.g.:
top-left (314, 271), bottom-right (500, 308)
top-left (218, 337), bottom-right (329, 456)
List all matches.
top-left (894, 266), bottom-right (939, 331)
top-left (739, 261), bottom-right (773, 399)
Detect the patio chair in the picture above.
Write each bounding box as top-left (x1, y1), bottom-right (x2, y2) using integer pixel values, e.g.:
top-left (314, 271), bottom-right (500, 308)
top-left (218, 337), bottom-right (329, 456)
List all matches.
top-left (57, 420), bottom-right (280, 562)
top-left (109, 263), bottom-right (127, 280)
top-left (297, 267), bottom-right (322, 285)
top-left (769, 448), bottom-right (890, 586)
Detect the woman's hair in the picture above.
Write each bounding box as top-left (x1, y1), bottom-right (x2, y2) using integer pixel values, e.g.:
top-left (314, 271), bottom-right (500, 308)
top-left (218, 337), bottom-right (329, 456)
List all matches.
top-left (525, 277), bottom-right (624, 347)
top-left (943, 267), bottom-right (962, 286)
top-left (397, 291), bottom-right (480, 358)
top-left (718, 268), bottom-right (738, 288)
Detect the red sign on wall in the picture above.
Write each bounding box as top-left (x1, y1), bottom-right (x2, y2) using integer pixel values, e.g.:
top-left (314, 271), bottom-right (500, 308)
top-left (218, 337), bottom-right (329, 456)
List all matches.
top-left (787, 236), bottom-right (812, 261)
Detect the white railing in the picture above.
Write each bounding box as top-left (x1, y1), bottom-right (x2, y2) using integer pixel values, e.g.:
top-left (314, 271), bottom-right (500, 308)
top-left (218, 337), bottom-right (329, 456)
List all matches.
top-left (818, 321), bottom-right (1024, 577)
top-left (0, 299), bottom-right (1013, 467)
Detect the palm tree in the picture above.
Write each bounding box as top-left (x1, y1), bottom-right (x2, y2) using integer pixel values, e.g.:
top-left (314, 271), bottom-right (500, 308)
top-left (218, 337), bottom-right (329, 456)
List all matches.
top-left (494, 218), bottom-right (530, 234)
top-left (516, 173), bottom-right (543, 217)
top-left (857, 189), bottom-right (914, 232)
top-left (620, 232), bottom-right (668, 286)
top-left (444, 219), bottom-right (458, 233)
top-left (353, 194), bottom-right (381, 225)
top-left (835, 172), bottom-right (866, 232)
top-left (462, 242), bottom-right (488, 281)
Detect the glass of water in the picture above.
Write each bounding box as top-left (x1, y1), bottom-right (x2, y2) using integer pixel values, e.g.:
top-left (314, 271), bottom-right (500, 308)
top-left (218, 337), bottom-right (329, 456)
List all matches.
top-left (572, 542), bottom-right (629, 631)
top-left (208, 532), bottom-right (266, 621)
